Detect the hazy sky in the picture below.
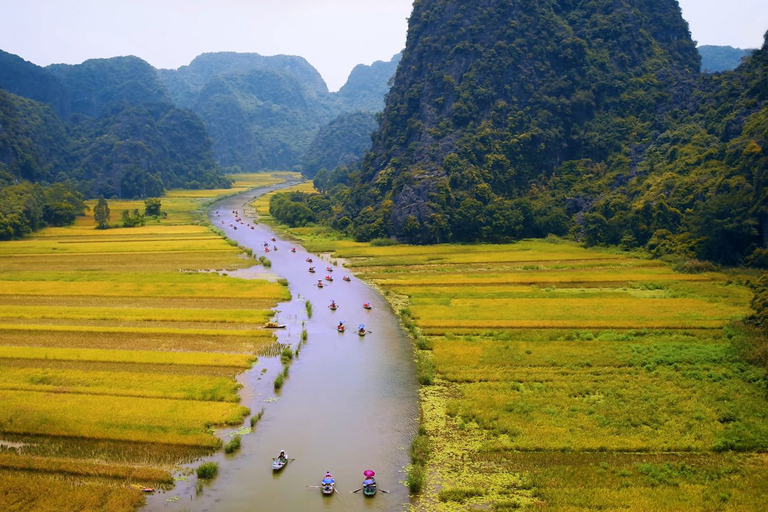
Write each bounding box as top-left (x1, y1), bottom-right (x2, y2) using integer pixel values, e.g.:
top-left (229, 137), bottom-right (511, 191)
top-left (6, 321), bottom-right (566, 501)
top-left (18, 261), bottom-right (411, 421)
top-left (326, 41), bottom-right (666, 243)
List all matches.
top-left (0, 0), bottom-right (766, 92)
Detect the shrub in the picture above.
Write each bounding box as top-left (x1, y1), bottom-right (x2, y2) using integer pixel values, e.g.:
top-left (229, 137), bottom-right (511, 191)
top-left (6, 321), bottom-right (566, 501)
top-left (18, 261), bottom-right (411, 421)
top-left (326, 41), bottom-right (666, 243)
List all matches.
top-left (196, 462), bottom-right (219, 479)
top-left (224, 435), bottom-right (242, 454)
top-left (673, 259), bottom-right (719, 274)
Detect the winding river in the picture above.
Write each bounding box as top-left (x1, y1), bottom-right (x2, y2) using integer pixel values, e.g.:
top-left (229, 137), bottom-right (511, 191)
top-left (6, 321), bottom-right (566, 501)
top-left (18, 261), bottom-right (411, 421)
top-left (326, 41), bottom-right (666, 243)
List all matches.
top-left (143, 183), bottom-right (418, 511)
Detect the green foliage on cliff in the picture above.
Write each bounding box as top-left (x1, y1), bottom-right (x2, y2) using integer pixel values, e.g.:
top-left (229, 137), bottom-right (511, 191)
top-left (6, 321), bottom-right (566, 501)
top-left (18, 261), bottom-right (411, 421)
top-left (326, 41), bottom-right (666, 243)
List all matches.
top-left (335, 53), bottom-right (402, 112)
top-left (319, 0), bottom-right (767, 266)
top-left (301, 112), bottom-right (378, 178)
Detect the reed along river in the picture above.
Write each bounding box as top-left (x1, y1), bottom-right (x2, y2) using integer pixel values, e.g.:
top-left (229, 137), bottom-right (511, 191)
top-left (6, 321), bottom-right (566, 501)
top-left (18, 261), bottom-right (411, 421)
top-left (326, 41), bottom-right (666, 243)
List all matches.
top-left (143, 183), bottom-right (419, 512)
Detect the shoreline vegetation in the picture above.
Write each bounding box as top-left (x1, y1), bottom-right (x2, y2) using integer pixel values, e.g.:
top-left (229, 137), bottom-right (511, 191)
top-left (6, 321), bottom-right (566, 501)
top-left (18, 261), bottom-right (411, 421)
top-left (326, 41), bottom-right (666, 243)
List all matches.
top-left (0, 172), bottom-right (296, 511)
top-left (254, 181), bottom-right (768, 511)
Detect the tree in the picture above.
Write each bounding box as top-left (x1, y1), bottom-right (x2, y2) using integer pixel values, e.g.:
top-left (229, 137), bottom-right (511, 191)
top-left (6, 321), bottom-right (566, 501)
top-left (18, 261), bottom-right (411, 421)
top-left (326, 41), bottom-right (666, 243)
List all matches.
top-left (144, 198), bottom-right (161, 216)
top-left (94, 196), bottom-right (110, 229)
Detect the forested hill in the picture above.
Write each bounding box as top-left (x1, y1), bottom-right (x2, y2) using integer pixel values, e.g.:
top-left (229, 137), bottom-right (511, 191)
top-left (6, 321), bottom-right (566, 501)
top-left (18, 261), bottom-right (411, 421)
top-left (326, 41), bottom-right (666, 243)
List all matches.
top-left (315, 0), bottom-right (767, 266)
top-left (0, 51), bottom-right (230, 200)
top-left (158, 51), bottom-right (400, 171)
top-left (699, 45), bottom-right (754, 73)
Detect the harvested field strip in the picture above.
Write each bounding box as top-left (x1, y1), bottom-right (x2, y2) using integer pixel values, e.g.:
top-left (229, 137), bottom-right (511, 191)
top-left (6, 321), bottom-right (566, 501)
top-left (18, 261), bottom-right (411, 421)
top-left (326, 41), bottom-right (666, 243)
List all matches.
top-left (56, 237), bottom-right (222, 244)
top-left (0, 240), bottom-right (238, 255)
top-left (371, 269), bottom-right (714, 286)
top-left (0, 471), bottom-right (144, 512)
top-left (0, 253), bottom-right (256, 272)
top-left (0, 358), bottom-right (244, 378)
top-left (0, 330), bottom-right (276, 354)
top-left (0, 453), bottom-right (172, 484)
top-left (0, 390), bottom-right (248, 446)
top-left (0, 280), bottom-right (289, 299)
top-left (413, 298), bottom-right (746, 323)
top-left (0, 346), bottom-right (256, 367)
top-left (32, 225), bottom-right (210, 237)
top-left (0, 305), bottom-right (273, 324)
top-left (0, 295), bottom-right (279, 310)
top-left (0, 323), bottom-right (272, 338)
top-left (350, 258), bottom-right (664, 272)
top-left (0, 367), bottom-right (241, 402)
top-left (420, 319), bottom-right (726, 329)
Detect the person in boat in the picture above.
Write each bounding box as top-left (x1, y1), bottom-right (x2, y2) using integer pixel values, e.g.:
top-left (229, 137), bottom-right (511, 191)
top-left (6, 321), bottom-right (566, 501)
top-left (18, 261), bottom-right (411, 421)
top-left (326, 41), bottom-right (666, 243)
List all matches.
top-left (338, 321), bottom-right (344, 330)
top-left (363, 301), bottom-right (371, 309)
top-left (277, 450), bottom-right (287, 463)
top-left (330, 300), bottom-right (337, 308)
top-left (358, 325), bottom-right (366, 335)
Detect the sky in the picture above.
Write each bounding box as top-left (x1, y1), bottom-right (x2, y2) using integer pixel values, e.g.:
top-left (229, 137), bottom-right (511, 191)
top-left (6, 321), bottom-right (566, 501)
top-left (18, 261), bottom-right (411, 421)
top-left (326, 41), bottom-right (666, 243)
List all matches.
top-left (0, 0), bottom-right (766, 92)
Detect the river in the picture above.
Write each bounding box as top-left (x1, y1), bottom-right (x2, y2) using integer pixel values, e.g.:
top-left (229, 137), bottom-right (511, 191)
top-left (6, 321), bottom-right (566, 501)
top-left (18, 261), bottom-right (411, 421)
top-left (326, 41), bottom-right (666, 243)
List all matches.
top-left (142, 183), bottom-right (418, 511)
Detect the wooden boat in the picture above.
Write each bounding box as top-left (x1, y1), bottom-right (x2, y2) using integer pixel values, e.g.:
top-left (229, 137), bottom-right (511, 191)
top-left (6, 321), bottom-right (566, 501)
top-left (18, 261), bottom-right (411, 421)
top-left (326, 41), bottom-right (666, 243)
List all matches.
top-left (337, 324), bottom-right (345, 332)
top-left (321, 477), bottom-right (335, 495)
top-left (308, 266), bottom-right (316, 273)
top-left (264, 322), bottom-right (286, 329)
top-left (329, 303), bottom-right (338, 310)
top-left (325, 275), bottom-right (333, 282)
top-left (272, 457), bottom-right (288, 471)
top-left (363, 478), bottom-right (377, 496)
top-left (326, 266), bottom-right (333, 272)
top-left (343, 276), bottom-right (351, 282)
top-left (317, 281), bottom-right (324, 288)
top-left (363, 302), bottom-right (372, 310)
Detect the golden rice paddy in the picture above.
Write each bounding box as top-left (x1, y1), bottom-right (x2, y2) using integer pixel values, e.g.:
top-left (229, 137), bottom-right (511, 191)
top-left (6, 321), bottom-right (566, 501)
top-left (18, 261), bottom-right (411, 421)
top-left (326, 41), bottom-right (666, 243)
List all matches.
top-left (0, 173), bottom-right (298, 511)
top-left (255, 182), bottom-right (768, 511)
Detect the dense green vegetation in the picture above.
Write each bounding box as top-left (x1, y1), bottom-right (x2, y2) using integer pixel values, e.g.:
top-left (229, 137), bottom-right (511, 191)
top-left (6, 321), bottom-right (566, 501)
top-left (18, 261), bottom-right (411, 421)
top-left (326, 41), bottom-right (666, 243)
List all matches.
top-left (301, 112), bottom-right (377, 178)
top-left (315, 0), bottom-right (767, 267)
top-left (0, 53), bottom-right (231, 201)
top-left (699, 45), bottom-right (754, 73)
top-left (0, 182), bottom-right (86, 239)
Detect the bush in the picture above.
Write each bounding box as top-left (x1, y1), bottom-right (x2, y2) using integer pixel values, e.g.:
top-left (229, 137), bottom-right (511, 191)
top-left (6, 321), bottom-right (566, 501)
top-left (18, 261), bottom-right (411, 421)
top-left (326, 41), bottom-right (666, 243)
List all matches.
top-left (274, 372), bottom-right (285, 390)
top-left (673, 259), bottom-right (719, 274)
top-left (305, 300), bottom-right (313, 318)
top-left (224, 435), bottom-right (242, 454)
top-left (250, 408), bottom-right (265, 428)
top-left (370, 237), bottom-right (399, 246)
top-left (196, 462), bottom-right (219, 479)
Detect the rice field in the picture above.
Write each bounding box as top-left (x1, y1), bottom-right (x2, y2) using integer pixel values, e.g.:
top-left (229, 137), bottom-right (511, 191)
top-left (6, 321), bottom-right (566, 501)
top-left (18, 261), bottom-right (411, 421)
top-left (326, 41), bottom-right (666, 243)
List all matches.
top-left (0, 173), bottom-right (296, 511)
top-left (256, 183), bottom-right (768, 510)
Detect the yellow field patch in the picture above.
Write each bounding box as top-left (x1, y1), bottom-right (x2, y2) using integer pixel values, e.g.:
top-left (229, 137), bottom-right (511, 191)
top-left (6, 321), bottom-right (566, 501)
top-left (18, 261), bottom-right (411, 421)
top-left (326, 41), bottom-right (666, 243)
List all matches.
top-left (0, 390), bottom-right (248, 446)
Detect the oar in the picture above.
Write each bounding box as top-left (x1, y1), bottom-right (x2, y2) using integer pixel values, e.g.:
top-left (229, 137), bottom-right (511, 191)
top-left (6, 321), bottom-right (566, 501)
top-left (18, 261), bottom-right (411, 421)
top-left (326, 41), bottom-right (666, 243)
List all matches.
top-left (351, 488), bottom-right (363, 494)
top-left (306, 485), bottom-right (321, 488)
top-left (380, 489), bottom-right (390, 493)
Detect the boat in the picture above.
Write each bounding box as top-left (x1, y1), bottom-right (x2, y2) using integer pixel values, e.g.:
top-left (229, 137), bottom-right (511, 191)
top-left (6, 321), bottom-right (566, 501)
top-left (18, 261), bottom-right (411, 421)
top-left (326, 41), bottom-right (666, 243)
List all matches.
top-left (317, 281), bottom-right (324, 288)
top-left (309, 266), bottom-right (316, 273)
top-left (264, 322), bottom-right (286, 329)
top-left (291, 247), bottom-right (296, 253)
top-left (272, 457), bottom-right (288, 471)
top-left (321, 475), bottom-right (336, 495)
top-left (343, 276), bottom-right (351, 282)
top-left (326, 266), bottom-right (333, 272)
top-left (363, 478), bottom-right (377, 497)
top-left (306, 257), bottom-right (313, 263)
top-left (363, 302), bottom-right (372, 310)
top-left (357, 324), bottom-right (366, 337)
top-left (271, 237), bottom-right (276, 242)
top-left (325, 275), bottom-right (333, 282)
top-left (329, 301), bottom-right (338, 310)
top-left (337, 323), bottom-right (345, 333)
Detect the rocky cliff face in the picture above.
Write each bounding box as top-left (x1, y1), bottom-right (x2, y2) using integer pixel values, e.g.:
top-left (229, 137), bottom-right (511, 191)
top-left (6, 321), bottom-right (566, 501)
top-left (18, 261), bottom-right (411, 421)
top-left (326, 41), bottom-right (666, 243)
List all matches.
top-left (343, 0), bottom-right (700, 242)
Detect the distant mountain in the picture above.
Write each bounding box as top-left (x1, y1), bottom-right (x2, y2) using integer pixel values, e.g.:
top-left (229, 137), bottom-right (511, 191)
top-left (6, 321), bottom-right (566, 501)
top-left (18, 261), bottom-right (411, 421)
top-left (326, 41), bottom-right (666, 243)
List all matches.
top-left (0, 50), bottom-right (69, 115)
top-left (0, 89), bottom-right (72, 184)
top-left (158, 52), bottom-right (330, 108)
top-left (335, 53), bottom-right (402, 112)
top-left (0, 50), bottom-right (229, 198)
top-left (159, 51), bottom-right (400, 172)
top-left (698, 45), bottom-right (754, 73)
top-left (301, 112), bottom-right (378, 178)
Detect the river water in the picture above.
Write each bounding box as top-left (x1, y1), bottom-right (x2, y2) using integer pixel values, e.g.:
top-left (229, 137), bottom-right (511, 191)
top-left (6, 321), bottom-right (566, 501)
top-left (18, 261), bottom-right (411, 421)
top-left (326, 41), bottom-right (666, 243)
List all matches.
top-left (143, 183), bottom-right (418, 512)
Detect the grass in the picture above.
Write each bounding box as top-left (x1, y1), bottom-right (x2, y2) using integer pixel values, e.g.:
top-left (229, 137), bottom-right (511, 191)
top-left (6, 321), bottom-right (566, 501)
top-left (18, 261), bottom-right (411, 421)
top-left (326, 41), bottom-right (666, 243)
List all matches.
top-left (256, 183), bottom-right (768, 511)
top-left (0, 172), bottom-right (297, 511)
top-left (196, 461), bottom-right (219, 479)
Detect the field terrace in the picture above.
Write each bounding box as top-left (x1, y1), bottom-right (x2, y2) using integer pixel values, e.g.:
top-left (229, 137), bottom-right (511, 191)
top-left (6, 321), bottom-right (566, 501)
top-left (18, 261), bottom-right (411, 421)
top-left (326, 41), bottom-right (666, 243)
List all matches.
top-left (0, 174), bottom-right (294, 511)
